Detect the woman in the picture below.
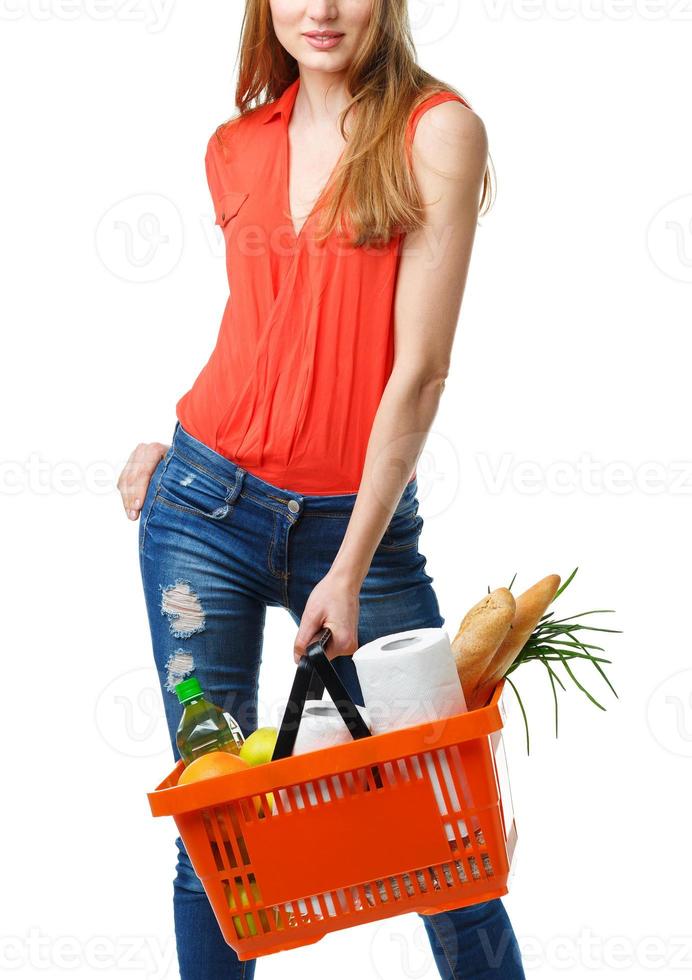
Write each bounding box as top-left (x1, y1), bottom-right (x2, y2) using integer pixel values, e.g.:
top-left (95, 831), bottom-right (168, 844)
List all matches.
top-left (118, 1), bottom-right (526, 978)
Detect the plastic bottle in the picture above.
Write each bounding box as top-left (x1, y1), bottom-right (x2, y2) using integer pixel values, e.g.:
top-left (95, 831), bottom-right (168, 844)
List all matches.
top-left (175, 678), bottom-right (245, 764)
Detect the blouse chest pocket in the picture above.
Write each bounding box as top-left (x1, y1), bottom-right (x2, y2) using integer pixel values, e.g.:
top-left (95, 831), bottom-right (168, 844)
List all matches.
top-left (214, 190), bottom-right (249, 228)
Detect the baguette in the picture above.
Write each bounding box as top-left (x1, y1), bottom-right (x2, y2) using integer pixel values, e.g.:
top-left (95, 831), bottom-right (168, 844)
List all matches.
top-left (451, 588), bottom-right (516, 707)
top-left (474, 573), bottom-right (561, 706)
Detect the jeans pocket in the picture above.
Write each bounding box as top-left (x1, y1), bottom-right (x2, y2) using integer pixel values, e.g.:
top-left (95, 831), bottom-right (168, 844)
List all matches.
top-left (139, 450), bottom-right (171, 554)
top-left (155, 450), bottom-right (237, 521)
top-left (379, 506), bottom-right (424, 551)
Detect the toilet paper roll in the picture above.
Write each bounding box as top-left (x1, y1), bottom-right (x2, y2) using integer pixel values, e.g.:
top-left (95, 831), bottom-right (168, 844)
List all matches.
top-left (354, 628), bottom-right (469, 839)
top-left (293, 700), bottom-right (373, 756)
top-left (353, 627), bottom-right (467, 735)
top-left (271, 701), bottom-right (373, 817)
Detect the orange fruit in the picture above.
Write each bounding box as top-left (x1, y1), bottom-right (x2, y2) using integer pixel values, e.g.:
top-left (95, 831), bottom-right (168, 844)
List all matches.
top-left (178, 751), bottom-right (250, 785)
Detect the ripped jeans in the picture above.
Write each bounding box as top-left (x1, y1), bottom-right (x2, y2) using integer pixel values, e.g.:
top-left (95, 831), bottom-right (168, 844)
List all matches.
top-left (138, 420), bottom-right (526, 980)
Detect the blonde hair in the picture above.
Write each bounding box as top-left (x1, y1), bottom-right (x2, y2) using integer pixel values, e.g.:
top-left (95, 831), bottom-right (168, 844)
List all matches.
top-left (215, 0), bottom-right (495, 247)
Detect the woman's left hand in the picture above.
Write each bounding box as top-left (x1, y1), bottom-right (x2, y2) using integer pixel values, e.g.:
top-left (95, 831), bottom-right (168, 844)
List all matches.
top-left (293, 570), bottom-right (361, 664)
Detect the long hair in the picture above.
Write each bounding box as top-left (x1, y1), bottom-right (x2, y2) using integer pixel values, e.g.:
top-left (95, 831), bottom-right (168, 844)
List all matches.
top-left (215, 0), bottom-right (495, 247)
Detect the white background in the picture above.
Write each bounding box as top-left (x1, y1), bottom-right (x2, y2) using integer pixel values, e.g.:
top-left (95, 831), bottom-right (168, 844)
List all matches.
top-left (1, 0), bottom-right (690, 977)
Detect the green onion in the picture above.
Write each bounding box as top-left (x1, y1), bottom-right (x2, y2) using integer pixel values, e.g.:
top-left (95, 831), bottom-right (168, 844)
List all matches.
top-left (502, 566), bottom-right (620, 754)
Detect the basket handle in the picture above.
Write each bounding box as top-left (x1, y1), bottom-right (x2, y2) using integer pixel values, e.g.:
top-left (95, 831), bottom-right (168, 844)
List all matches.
top-left (271, 626), bottom-right (373, 761)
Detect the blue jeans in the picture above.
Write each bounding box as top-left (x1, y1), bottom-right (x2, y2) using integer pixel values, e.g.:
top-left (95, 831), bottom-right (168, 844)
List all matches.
top-left (138, 420), bottom-right (526, 980)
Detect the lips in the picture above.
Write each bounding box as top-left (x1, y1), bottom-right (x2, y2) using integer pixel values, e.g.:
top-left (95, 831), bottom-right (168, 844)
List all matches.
top-left (302, 31), bottom-right (345, 50)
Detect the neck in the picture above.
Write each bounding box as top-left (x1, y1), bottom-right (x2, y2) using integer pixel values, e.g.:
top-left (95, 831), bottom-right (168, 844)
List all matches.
top-left (293, 69), bottom-right (350, 127)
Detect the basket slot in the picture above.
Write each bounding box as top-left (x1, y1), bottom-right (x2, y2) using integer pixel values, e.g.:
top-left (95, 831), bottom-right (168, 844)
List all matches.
top-left (382, 761), bottom-right (397, 786)
top-left (412, 755), bottom-right (425, 779)
top-left (456, 825), bottom-right (495, 879)
top-left (224, 874), bottom-right (266, 941)
top-left (316, 891), bottom-right (340, 918)
top-left (427, 748), bottom-right (468, 844)
top-left (403, 755), bottom-right (420, 781)
top-left (423, 751), bottom-right (456, 843)
top-left (377, 879), bottom-right (393, 903)
top-left (205, 807), bottom-right (239, 871)
top-left (226, 804), bottom-right (251, 865)
top-left (273, 787), bottom-right (291, 815)
top-left (420, 868), bottom-right (440, 892)
top-left (317, 778), bottom-right (332, 803)
top-left (342, 884), bottom-right (363, 915)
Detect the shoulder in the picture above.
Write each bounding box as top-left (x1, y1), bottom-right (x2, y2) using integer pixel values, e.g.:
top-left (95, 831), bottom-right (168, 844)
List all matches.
top-left (411, 96), bottom-right (488, 180)
top-left (205, 114), bottom-right (244, 164)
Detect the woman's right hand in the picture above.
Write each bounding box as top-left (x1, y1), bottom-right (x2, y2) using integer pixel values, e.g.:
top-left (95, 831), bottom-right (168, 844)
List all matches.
top-left (117, 442), bottom-right (170, 521)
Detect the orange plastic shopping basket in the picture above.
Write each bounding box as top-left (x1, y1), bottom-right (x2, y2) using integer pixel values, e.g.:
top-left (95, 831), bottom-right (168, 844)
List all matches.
top-left (148, 627), bottom-right (518, 960)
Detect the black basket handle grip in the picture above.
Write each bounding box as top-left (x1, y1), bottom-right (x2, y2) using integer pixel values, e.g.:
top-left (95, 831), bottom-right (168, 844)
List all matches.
top-left (271, 626), bottom-right (372, 762)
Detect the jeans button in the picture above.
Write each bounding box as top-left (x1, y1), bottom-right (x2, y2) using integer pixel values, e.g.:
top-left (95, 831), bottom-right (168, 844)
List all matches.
top-left (287, 499), bottom-right (300, 514)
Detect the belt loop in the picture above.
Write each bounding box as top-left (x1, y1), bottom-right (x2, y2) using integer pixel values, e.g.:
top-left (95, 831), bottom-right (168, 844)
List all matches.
top-left (231, 463), bottom-right (246, 502)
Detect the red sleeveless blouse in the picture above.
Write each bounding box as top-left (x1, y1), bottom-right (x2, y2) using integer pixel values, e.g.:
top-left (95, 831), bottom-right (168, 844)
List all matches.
top-left (176, 78), bottom-right (468, 494)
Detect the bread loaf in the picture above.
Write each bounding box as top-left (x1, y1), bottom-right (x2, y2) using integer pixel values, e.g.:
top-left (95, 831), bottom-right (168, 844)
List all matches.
top-left (474, 573), bottom-right (561, 706)
top-left (451, 588), bottom-right (516, 707)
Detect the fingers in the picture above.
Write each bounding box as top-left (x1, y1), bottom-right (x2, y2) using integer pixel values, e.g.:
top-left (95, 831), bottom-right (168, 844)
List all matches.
top-left (116, 442), bottom-right (169, 521)
top-left (294, 612), bottom-right (323, 664)
top-left (325, 622), bottom-right (359, 659)
top-left (293, 617), bottom-right (358, 664)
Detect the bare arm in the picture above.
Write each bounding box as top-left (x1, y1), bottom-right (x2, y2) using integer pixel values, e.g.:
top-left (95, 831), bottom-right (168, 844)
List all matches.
top-left (293, 100), bottom-right (489, 660)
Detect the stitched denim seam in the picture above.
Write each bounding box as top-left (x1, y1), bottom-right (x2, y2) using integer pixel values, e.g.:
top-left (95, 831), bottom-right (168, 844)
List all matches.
top-left (426, 914), bottom-right (459, 980)
top-left (265, 491), bottom-right (294, 504)
top-left (267, 511), bottom-right (288, 581)
top-left (298, 512), bottom-right (350, 519)
top-left (139, 451), bottom-right (172, 555)
top-left (153, 493), bottom-right (232, 522)
top-left (171, 447), bottom-right (240, 495)
top-left (239, 490), bottom-right (296, 518)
